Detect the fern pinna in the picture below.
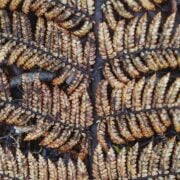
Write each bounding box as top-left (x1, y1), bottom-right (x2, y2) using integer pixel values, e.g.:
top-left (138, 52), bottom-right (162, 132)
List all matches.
top-left (0, 0), bottom-right (179, 180)
top-left (102, 0), bottom-right (167, 23)
top-left (0, 145), bottom-right (89, 180)
top-left (0, 0), bottom-right (95, 37)
top-left (0, 9), bottom-right (96, 70)
top-left (0, 9), bottom-right (96, 93)
top-left (0, 136), bottom-right (179, 180)
top-left (0, 69), bottom-right (93, 158)
top-left (96, 72), bottom-right (180, 151)
top-left (98, 13), bottom-right (179, 88)
top-left (93, 137), bottom-right (180, 180)
top-left (97, 6), bottom-right (180, 150)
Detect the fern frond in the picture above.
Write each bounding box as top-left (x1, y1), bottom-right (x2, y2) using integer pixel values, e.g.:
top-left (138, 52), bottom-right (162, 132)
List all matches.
top-left (9, 71), bottom-right (89, 97)
top-left (102, 1), bottom-right (117, 30)
top-left (0, 69), bottom-right (93, 154)
top-left (103, 0), bottom-right (166, 20)
top-left (0, 0), bottom-right (94, 36)
top-left (57, 158), bottom-right (67, 180)
top-left (97, 109), bottom-right (180, 147)
top-left (92, 144), bottom-right (108, 179)
top-left (0, 10), bottom-right (95, 75)
top-left (98, 22), bottom-right (116, 60)
top-left (159, 137), bottom-right (175, 175)
top-left (0, 145), bottom-right (89, 179)
top-left (127, 143), bottom-right (139, 179)
top-left (59, 0), bottom-right (95, 15)
top-left (97, 119), bottom-right (110, 152)
top-left (117, 147), bottom-right (127, 178)
top-left (96, 73), bottom-right (180, 114)
top-left (106, 147), bottom-right (118, 179)
top-left (96, 73), bottom-right (180, 146)
top-left (99, 13), bottom-right (179, 84)
top-left (77, 158), bottom-right (89, 180)
top-left (93, 137), bottom-right (180, 179)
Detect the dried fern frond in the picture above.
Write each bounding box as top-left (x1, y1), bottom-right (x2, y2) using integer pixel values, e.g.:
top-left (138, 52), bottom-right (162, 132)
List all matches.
top-left (97, 111), bottom-right (165, 148)
top-left (10, 71), bottom-right (90, 95)
top-left (98, 22), bottom-right (116, 60)
top-left (0, 145), bottom-right (89, 179)
top-left (57, 0), bottom-right (95, 15)
top-left (0, 10), bottom-right (96, 74)
top-left (103, 0), bottom-right (166, 21)
top-left (96, 73), bottom-right (180, 147)
top-left (0, 69), bottom-right (93, 154)
top-left (99, 12), bottom-right (179, 56)
top-left (93, 137), bottom-right (180, 180)
top-left (96, 73), bottom-right (180, 115)
top-left (99, 13), bottom-right (179, 83)
top-left (0, 0), bottom-right (95, 15)
top-left (0, 0), bottom-right (95, 36)
top-left (102, 1), bottom-right (118, 31)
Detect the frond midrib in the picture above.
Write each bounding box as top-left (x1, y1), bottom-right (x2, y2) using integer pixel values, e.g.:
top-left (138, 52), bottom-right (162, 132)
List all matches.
top-left (50, 0), bottom-right (95, 21)
top-left (112, 46), bottom-right (179, 61)
top-left (0, 32), bottom-right (90, 76)
top-left (0, 98), bottom-right (87, 132)
top-left (96, 105), bottom-right (180, 121)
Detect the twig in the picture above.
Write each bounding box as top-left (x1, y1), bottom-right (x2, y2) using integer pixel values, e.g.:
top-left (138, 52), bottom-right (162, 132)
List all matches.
top-left (170, 0), bottom-right (177, 13)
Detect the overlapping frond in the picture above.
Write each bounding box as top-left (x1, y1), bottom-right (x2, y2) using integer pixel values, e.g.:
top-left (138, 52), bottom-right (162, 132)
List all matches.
top-left (0, 0), bottom-right (95, 36)
top-left (97, 73), bottom-right (180, 113)
top-left (0, 145), bottom-right (89, 179)
top-left (99, 13), bottom-right (179, 85)
top-left (0, 0), bottom-right (179, 179)
top-left (0, 9), bottom-right (96, 95)
top-left (102, 0), bottom-right (166, 21)
top-left (93, 137), bottom-right (180, 180)
top-left (0, 10), bottom-right (96, 73)
top-left (96, 73), bottom-right (180, 149)
top-left (0, 69), bottom-right (93, 155)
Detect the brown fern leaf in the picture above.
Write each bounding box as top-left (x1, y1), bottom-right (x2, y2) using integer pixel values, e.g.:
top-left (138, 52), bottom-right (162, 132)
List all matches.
top-left (0, 69), bottom-right (93, 155)
top-left (96, 73), bottom-right (180, 147)
top-left (0, 10), bottom-right (96, 76)
top-left (96, 73), bottom-right (180, 115)
top-left (12, 71), bottom-right (90, 95)
top-left (0, 145), bottom-right (89, 179)
top-left (92, 144), bottom-right (108, 179)
top-left (98, 22), bottom-right (116, 60)
top-left (0, 0), bottom-right (95, 36)
top-left (106, 147), bottom-right (118, 179)
top-left (0, 9), bottom-right (96, 94)
top-left (103, 0), bottom-right (167, 21)
top-left (93, 137), bottom-right (180, 180)
top-left (0, 0), bottom-right (95, 15)
top-left (99, 13), bottom-right (179, 84)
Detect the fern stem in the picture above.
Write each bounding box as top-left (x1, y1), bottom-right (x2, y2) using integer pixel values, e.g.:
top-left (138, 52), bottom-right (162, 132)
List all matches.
top-left (0, 33), bottom-right (91, 76)
top-left (96, 105), bottom-right (180, 121)
top-left (0, 99), bottom-right (88, 132)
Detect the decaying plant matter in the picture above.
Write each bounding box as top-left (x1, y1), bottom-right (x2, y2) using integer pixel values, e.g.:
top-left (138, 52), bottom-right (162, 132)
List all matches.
top-left (93, 137), bottom-right (180, 180)
top-left (0, 69), bottom-right (93, 157)
top-left (96, 73), bottom-right (180, 150)
top-left (96, 2), bottom-right (180, 152)
top-left (102, 0), bottom-right (166, 21)
top-left (0, 9), bottom-right (96, 94)
top-left (0, 9), bottom-right (95, 77)
top-left (99, 13), bottom-right (179, 87)
top-left (0, 145), bottom-right (89, 180)
top-left (96, 73), bottom-right (180, 113)
top-left (0, 0), bottom-right (95, 36)
top-left (0, 0), bottom-right (179, 179)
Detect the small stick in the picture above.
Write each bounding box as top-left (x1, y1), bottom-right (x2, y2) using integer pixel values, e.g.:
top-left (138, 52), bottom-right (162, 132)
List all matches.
top-left (10, 72), bottom-right (57, 88)
top-left (170, 0), bottom-right (177, 13)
